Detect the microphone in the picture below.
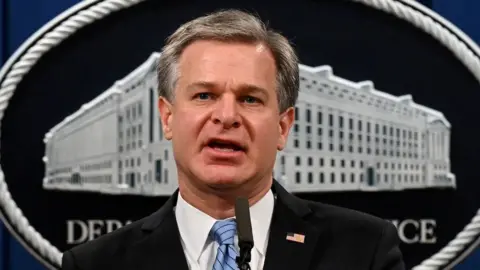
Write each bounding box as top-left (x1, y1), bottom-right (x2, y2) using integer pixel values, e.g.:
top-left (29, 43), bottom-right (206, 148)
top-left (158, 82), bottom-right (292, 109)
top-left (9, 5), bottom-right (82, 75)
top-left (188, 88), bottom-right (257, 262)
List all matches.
top-left (235, 197), bottom-right (254, 270)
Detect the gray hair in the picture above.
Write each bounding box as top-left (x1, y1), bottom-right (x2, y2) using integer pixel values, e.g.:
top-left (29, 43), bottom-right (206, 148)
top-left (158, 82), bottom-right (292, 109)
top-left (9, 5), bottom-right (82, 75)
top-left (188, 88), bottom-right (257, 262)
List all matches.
top-left (156, 9), bottom-right (299, 113)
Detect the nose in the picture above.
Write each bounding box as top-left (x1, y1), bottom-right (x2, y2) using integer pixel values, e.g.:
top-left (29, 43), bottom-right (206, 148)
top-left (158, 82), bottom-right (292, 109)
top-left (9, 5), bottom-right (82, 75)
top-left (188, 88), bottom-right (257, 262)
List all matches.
top-left (211, 94), bottom-right (241, 129)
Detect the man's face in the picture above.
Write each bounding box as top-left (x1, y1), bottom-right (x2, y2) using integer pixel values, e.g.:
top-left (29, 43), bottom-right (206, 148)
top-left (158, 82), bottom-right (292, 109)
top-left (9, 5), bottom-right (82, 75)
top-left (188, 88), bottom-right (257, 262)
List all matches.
top-left (158, 40), bottom-right (294, 192)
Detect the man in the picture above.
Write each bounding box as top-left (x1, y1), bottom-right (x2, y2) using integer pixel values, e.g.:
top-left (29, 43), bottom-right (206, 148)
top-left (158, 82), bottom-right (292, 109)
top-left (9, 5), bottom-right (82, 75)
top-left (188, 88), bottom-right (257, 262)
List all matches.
top-left (62, 9), bottom-right (405, 270)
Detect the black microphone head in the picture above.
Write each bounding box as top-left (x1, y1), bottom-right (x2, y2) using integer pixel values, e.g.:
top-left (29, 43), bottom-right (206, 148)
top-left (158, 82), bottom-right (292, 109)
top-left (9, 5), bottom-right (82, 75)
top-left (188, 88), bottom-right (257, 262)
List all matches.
top-left (235, 197), bottom-right (254, 247)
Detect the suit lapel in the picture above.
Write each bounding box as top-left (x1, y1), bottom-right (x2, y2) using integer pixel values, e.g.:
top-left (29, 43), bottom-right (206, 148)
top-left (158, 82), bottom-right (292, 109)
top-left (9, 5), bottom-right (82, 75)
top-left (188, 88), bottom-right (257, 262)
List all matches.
top-left (121, 191), bottom-right (189, 270)
top-left (263, 181), bottom-right (329, 270)
top-left (117, 180), bottom-right (328, 270)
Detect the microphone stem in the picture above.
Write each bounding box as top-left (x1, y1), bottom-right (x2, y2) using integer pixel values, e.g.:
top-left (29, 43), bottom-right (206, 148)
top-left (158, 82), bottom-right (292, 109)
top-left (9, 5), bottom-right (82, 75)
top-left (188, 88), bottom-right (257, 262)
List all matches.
top-left (237, 245), bottom-right (252, 270)
top-left (239, 264), bottom-right (251, 270)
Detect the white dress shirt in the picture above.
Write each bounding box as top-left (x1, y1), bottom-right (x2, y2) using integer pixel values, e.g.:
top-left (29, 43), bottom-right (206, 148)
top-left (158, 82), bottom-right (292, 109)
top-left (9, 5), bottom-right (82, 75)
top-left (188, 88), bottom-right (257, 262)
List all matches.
top-left (175, 190), bottom-right (275, 270)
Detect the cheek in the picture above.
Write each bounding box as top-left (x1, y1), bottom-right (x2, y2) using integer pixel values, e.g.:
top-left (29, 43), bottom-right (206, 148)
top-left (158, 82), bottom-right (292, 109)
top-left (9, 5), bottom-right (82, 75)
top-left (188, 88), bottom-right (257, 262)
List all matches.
top-left (252, 120), bottom-right (279, 152)
top-left (172, 111), bottom-right (202, 145)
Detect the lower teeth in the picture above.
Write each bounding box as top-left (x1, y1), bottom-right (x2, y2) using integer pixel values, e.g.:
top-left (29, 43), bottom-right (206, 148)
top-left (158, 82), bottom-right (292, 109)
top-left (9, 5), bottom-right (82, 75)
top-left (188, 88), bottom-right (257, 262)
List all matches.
top-left (214, 147), bottom-right (235, 152)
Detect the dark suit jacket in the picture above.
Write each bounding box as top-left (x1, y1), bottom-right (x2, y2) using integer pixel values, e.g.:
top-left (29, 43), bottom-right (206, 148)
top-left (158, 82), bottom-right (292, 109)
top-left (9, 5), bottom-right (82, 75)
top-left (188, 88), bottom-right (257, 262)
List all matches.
top-left (62, 180), bottom-right (405, 270)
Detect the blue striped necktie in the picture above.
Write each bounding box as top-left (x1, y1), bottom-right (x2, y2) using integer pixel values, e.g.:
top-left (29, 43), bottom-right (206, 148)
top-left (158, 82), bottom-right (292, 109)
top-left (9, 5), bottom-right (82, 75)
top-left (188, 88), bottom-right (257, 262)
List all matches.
top-left (211, 219), bottom-right (239, 270)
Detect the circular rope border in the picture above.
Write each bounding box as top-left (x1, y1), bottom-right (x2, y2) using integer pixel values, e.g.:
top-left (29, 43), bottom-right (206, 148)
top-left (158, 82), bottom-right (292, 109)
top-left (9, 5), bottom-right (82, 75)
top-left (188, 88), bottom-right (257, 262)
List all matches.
top-left (0, 0), bottom-right (478, 269)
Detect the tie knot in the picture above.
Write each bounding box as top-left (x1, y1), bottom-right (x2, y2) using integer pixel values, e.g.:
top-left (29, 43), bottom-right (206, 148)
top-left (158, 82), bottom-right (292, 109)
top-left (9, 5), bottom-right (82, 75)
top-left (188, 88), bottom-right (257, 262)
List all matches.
top-left (211, 219), bottom-right (236, 245)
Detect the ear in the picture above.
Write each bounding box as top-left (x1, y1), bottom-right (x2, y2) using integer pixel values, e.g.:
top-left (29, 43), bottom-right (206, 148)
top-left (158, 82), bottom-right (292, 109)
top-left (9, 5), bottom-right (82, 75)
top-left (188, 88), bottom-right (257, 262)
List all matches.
top-left (277, 107), bottom-right (295, 150)
top-left (158, 96), bottom-right (173, 140)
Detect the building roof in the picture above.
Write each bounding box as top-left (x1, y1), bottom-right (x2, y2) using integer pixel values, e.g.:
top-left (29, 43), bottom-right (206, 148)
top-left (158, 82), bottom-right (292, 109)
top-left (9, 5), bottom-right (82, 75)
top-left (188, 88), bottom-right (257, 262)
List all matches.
top-left (44, 54), bottom-right (451, 143)
top-left (44, 53), bottom-right (160, 142)
top-left (299, 64), bottom-right (451, 128)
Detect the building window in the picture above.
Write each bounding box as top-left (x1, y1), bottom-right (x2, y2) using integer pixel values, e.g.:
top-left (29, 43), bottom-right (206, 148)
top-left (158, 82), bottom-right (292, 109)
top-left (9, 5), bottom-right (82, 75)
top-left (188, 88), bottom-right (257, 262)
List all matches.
top-left (308, 172), bottom-right (313, 183)
top-left (164, 150), bottom-right (169, 160)
top-left (132, 106), bottom-right (137, 120)
top-left (317, 112), bottom-right (322, 124)
top-left (320, 173), bottom-right (324, 183)
top-left (296, 157), bottom-right (301, 165)
top-left (295, 172), bottom-right (301, 183)
top-left (306, 109), bottom-right (311, 123)
top-left (155, 160), bottom-right (162, 183)
top-left (164, 170), bottom-right (169, 183)
top-left (294, 139), bottom-right (299, 148)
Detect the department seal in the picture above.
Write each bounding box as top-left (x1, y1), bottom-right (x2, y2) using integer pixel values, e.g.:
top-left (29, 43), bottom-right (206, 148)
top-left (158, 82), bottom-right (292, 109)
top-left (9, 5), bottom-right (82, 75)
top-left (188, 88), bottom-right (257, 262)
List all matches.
top-left (0, 0), bottom-right (479, 269)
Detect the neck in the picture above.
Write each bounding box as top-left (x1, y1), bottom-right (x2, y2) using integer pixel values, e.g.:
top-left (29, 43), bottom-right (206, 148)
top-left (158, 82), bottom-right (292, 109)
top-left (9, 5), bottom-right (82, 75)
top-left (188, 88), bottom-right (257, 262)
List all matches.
top-left (178, 175), bottom-right (272, 220)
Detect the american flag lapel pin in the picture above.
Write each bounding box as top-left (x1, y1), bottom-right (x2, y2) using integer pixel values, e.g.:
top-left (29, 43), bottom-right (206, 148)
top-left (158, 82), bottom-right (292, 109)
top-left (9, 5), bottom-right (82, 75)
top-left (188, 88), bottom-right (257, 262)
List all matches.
top-left (286, 232), bottom-right (305, 243)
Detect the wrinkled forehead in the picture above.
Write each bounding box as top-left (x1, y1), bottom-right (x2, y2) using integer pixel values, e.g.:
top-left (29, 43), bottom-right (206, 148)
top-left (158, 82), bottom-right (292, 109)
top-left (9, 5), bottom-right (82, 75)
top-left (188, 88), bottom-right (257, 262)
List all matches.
top-left (174, 40), bottom-right (277, 92)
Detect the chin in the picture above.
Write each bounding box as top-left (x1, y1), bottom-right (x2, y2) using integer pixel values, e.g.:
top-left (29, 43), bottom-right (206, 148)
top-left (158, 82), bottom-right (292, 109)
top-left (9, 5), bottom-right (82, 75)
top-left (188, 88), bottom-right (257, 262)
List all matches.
top-left (197, 166), bottom-right (249, 186)
top-left (204, 174), bottom-right (243, 185)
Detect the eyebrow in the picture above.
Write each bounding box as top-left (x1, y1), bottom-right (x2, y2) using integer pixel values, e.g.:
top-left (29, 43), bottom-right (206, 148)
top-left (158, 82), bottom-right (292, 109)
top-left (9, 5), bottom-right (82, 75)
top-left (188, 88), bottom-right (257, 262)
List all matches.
top-left (185, 81), bottom-right (270, 97)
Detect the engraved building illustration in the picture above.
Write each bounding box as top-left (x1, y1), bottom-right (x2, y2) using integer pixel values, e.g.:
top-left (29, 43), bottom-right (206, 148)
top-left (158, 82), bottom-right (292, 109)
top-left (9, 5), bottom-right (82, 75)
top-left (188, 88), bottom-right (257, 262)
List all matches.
top-left (42, 53), bottom-right (456, 195)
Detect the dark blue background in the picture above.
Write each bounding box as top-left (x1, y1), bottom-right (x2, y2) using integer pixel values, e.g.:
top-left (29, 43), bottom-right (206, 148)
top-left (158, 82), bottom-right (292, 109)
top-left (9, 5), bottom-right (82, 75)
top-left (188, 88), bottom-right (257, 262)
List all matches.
top-left (0, 0), bottom-right (479, 269)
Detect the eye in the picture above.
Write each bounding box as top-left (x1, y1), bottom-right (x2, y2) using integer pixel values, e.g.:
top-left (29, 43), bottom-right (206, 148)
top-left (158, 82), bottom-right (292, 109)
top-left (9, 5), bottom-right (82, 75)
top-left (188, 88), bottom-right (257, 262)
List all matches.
top-left (242, 96), bottom-right (260, 104)
top-left (194, 92), bottom-right (212, 100)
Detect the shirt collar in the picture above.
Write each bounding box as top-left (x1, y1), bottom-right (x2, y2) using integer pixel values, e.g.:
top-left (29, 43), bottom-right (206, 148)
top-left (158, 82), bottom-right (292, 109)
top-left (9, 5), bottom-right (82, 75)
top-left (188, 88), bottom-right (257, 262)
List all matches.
top-left (175, 189), bottom-right (275, 261)
top-left (249, 189), bottom-right (274, 256)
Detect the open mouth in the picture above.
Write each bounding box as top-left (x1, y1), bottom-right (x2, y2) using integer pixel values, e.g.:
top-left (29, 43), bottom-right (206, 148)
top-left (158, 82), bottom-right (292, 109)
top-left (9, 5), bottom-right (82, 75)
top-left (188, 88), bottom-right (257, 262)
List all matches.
top-left (207, 139), bottom-right (245, 152)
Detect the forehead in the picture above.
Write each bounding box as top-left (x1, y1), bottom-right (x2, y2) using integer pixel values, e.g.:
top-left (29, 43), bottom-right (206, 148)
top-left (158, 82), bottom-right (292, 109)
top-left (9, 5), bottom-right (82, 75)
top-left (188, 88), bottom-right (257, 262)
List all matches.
top-left (176, 40), bottom-right (277, 89)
